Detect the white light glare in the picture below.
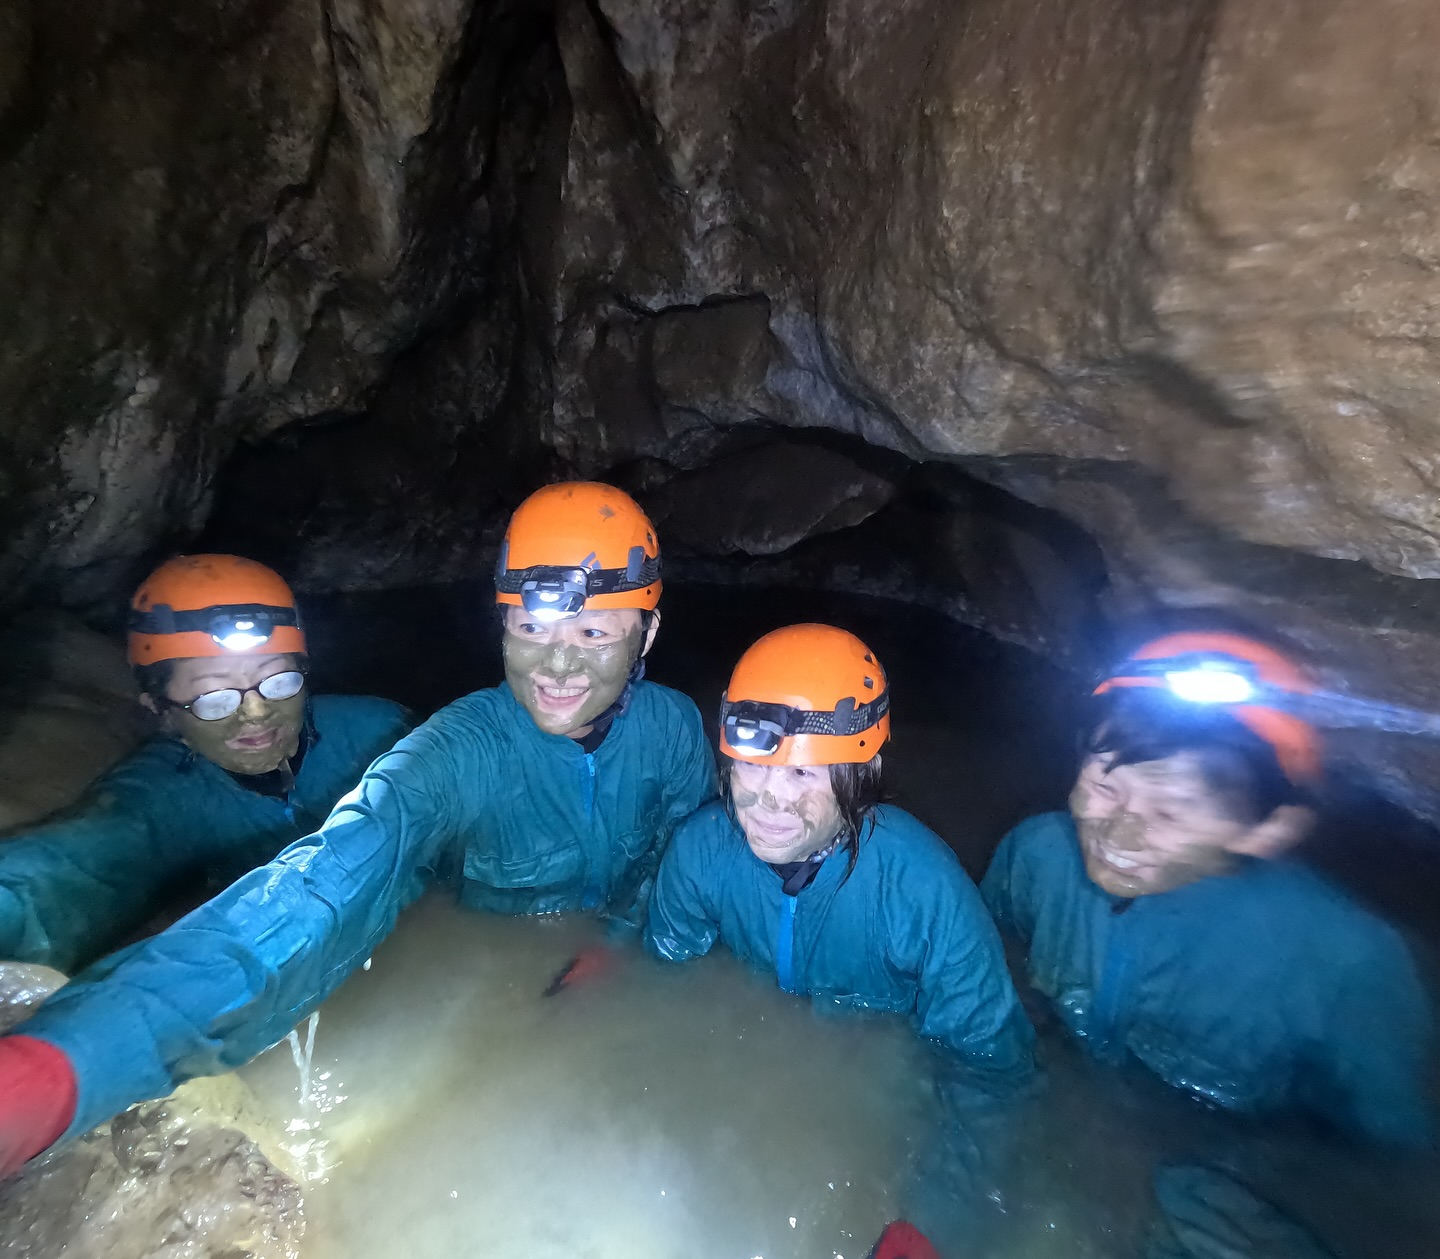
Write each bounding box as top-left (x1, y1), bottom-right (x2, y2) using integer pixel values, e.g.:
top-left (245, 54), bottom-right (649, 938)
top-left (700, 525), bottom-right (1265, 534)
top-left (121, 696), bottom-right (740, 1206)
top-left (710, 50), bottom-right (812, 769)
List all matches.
top-left (216, 631), bottom-right (268, 651)
top-left (527, 606), bottom-right (569, 623)
top-left (1164, 667), bottom-right (1256, 705)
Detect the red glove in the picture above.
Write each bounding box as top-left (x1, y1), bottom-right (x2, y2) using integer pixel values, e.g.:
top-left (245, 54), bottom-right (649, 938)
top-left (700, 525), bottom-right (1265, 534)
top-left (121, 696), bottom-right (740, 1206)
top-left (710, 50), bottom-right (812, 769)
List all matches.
top-left (0, 1035), bottom-right (77, 1178)
top-left (542, 946), bottom-right (618, 997)
top-left (869, 1220), bottom-right (941, 1259)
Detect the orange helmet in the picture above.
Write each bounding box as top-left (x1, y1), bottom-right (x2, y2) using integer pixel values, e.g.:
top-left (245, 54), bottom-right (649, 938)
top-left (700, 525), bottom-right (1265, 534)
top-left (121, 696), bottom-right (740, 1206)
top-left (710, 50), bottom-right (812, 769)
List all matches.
top-left (128, 555), bottom-right (306, 666)
top-left (1096, 632), bottom-right (1321, 784)
top-left (720, 624), bottom-right (890, 765)
top-left (495, 482), bottom-right (661, 621)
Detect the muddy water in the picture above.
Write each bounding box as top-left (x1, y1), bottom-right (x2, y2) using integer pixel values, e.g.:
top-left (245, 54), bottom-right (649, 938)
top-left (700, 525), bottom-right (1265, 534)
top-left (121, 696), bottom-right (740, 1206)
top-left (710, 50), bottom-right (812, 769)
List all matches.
top-left (237, 900), bottom-right (929, 1258)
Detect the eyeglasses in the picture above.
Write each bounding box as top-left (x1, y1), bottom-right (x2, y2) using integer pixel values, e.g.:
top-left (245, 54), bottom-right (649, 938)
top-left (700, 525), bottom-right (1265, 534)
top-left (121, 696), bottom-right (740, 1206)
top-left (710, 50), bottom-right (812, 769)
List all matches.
top-left (163, 670), bottom-right (306, 722)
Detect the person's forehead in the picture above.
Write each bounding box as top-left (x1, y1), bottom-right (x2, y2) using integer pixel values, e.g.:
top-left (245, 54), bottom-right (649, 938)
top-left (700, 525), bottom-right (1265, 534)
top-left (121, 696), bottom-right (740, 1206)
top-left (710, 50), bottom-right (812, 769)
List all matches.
top-left (171, 654), bottom-right (289, 686)
top-left (504, 607), bottom-right (637, 631)
top-left (1112, 753), bottom-right (1215, 803)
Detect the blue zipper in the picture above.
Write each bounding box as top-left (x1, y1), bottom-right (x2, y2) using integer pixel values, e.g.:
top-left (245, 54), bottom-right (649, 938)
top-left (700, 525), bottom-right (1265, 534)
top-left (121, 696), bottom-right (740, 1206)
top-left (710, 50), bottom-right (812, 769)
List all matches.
top-left (776, 896), bottom-right (799, 993)
top-left (579, 752), bottom-right (601, 909)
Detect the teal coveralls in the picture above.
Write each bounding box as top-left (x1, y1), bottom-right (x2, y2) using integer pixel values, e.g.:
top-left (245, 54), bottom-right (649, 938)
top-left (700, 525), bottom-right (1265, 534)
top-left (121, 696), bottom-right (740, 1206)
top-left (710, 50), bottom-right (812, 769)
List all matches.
top-left (20, 680), bottom-right (716, 1137)
top-left (981, 811), bottom-right (1434, 1148)
top-left (646, 800), bottom-right (1036, 1247)
top-left (0, 695), bottom-right (412, 974)
top-left (646, 800), bottom-right (1034, 1074)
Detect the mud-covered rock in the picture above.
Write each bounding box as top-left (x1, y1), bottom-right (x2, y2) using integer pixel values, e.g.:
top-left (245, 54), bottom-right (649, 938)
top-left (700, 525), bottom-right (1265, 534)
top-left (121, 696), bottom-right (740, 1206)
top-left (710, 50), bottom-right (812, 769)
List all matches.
top-left (0, 1075), bottom-right (305, 1259)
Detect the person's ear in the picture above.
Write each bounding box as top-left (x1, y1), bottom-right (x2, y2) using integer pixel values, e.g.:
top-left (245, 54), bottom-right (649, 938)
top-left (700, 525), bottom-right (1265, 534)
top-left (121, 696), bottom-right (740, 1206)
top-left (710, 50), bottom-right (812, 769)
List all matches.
top-left (137, 693), bottom-right (160, 716)
top-left (640, 608), bottom-right (661, 657)
top-left (1228, 804), bottom-right (1315, 859)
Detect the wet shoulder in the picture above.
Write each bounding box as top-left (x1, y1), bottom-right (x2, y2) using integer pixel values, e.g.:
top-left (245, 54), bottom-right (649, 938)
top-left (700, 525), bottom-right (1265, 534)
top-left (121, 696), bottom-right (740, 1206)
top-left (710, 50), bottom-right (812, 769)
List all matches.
top-left (863, 806), bottom-right (977, 889)
top-left (309, 694), bottom-right (412, 746)
top-left (94, 733), bottom-right (198, 786)
top-left (65, 734), bottom-right (229, 817)
top-left (995, 811), bottom-right (1083, 876)
top-left (383, 686), bottom-right (520, 759)
top-left (671, 800), bottom-right (745, 866)
top-left (627, 679), bottom-right (705, 734)
top-left (1226, 859), bottom-right (1414, 965)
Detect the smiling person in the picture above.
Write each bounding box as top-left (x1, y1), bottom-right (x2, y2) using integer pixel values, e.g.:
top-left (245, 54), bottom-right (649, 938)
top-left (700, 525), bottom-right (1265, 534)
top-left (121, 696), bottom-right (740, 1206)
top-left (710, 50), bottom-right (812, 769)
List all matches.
top-left (0, 483), bottom-right (717, 1178)
top-left (0, 555), bottom-right (413, 976)
top-left (645, 624), bottom-right (1034, 1256)
top-left (981, 632), bottom-right (1434, 1148)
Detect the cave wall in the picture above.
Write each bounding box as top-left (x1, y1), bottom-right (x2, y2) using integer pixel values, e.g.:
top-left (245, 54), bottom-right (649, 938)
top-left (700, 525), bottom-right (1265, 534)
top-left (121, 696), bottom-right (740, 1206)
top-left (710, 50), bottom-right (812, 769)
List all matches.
top-left (3, 0), bottom-right (1440, 811)
top-left (0, 0), bottom-right (554, 607)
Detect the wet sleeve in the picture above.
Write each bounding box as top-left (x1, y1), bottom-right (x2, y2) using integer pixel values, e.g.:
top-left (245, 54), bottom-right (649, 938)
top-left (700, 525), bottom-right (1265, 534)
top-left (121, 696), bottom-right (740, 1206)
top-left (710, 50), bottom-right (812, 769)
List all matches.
top-left (0, 763), bottom-right (201, 974)
top-left (661, 698), bottom-right (720, 827)
top-left (1307, 928), bottom-right (1435, 1148)
top-left (893, 861), bottom-right (1036, 1081)
top-left (17, 721), bottom-right (474, 1138)
top-left (979, 819), bottom-right (1041, 943)
top-left (356, 700), bottom-right (417, 759)
top-left (643, 812), bottom-right (721, 963)
top-left (608, 696), bottom-right (718, 935)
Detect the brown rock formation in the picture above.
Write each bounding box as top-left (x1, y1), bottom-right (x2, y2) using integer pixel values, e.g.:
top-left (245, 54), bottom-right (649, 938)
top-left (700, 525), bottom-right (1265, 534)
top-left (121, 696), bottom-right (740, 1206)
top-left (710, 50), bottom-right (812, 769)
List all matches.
top-left (2, 0), bottom-right (1439, 810)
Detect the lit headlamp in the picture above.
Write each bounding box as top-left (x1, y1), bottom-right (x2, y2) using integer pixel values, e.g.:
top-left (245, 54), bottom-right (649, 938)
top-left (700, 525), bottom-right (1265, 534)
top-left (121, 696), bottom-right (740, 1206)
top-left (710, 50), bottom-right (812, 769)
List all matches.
top-left (128, 603), bottom-right (301, 652)
top-left (496, 544), bottom-right (662, 622)
top-left (518, 568), bottom-right (591, 622)
top-left (721, 692), bottom-right (891, 757)
top-left (1103, 640), bottom-right (1440, 757)
top-left (1105, 653), bottom-right (1262, 706)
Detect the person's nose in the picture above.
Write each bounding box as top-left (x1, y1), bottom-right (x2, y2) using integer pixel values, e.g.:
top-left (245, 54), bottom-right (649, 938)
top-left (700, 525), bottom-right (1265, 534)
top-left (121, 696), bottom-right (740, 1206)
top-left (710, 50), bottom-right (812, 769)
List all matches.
top-left (757, 770), bottom-right (799, 810)
top-left (238, 688), bottom-right (269, 721)
top-left (544, 639), bottom-right (581, 677)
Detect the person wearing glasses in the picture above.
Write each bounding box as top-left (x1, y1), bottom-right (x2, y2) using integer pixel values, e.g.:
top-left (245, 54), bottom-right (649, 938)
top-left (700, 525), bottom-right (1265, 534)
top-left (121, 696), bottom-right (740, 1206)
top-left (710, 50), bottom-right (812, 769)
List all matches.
top-left (0, 483), bottom-right (717, 1178)
top-left (645, 625), bottom-right (1033, 1258)
top-left (0, 554), bottom-right (413, 977)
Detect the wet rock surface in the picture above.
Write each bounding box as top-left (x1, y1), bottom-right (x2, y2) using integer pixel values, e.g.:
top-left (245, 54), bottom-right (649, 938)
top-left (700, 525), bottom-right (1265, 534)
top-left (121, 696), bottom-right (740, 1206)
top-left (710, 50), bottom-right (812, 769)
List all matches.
top-left (0, 1094), bottom-right (305, 1259)
top-left (2, 0), bottom-right (1440, 813)
top-left (0, 973), bottom-right (305, 1259)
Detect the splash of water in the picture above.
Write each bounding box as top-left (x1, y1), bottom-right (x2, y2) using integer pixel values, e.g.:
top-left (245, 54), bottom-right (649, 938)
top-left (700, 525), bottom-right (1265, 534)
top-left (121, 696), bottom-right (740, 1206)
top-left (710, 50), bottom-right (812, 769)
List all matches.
top-left (286, 1011), bottom-right (320, 1111)
top-left (281, 1011), bottom-right (334, 1183)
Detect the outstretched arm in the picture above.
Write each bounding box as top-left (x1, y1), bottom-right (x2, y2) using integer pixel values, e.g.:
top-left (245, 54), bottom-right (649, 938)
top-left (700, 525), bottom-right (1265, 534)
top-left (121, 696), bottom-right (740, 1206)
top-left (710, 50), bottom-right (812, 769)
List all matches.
top-left (13, 720), bottom-right (472, 1142)
top-left (0, 755), bottom-right (208, 974)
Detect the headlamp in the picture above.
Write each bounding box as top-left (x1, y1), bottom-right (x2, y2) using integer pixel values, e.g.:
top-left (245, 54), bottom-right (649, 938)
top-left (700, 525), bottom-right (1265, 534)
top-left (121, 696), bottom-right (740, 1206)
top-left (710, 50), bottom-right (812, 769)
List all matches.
top-left (1105, 653), bottom-right (1262, 707)
top-left (721, 700), bottom-right (794, 757)
top-left (129, 602), bottom-right (299, 652)
top-left (721, 692), bottom-right (891, 758)
top-left (208, 614), bottom-right (271, 652)
top-left (518, 568), bottom-right (590, 622)
top-left (1106, 644), bottom-right (1440, 745)
top-left (1162, 665), bottom-right (1257, 706)
top-left (496, 544), bottom-right (662, 622)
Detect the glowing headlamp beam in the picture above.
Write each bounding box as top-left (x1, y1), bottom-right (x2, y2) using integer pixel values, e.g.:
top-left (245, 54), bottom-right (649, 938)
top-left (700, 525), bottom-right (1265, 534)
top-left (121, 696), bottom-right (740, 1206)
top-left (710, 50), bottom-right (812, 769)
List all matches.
top-left (213, 630), bottom-right (270, 652)
top-left (1163, 668), bottom-right (1257, 706)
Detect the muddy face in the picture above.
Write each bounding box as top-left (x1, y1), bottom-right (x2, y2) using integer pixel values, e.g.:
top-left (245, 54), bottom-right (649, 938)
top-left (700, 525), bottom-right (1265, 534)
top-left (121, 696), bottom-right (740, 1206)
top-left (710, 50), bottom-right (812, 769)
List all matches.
top-left (503, 607), bottom-right (653, 738)
top-left (159, 654), bottom-right (304, 776)
top-left (1069, 752), bottom-right (1257, 898)
top-left (729, 760), bottom-right (842, 864)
